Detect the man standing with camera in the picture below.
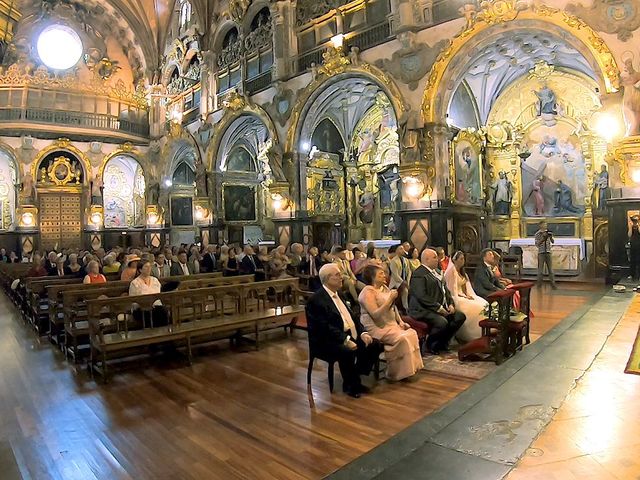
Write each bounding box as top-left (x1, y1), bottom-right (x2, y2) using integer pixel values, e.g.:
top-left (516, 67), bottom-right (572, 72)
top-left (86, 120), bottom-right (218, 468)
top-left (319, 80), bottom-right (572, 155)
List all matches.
top-left (535, 220), bottom-right (557, 289)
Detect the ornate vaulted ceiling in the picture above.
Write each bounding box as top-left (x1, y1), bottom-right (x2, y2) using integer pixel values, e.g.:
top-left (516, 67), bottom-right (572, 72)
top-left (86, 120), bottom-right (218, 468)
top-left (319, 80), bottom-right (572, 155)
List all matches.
top-left (13, 0), bottom-right (212, 82)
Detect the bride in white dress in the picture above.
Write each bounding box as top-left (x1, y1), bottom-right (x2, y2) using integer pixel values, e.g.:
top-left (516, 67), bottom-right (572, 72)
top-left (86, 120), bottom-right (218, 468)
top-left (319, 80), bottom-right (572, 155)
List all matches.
top-left (443, 251), bottom-right (488, 343)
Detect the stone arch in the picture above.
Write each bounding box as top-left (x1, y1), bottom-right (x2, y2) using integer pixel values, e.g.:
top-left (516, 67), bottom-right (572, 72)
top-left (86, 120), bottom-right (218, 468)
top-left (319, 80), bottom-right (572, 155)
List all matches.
top-left (101, 153), bottom-right (147, 228)
top-left (30, 140), bottom-right (91, 185)
top-left (421, 2), bottom-right (621, 124)
top-left (244, 2), bottom-right (271, 33)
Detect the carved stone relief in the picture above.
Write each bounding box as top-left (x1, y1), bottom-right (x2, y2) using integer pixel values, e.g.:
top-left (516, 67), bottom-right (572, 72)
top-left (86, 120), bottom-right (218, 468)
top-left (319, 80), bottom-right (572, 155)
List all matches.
top-left (567, 1), bottom-right (640, 41)
top-left (375, 32), bottom-right (448, 91)
top-left (265, 82), bottom-right (296, 126)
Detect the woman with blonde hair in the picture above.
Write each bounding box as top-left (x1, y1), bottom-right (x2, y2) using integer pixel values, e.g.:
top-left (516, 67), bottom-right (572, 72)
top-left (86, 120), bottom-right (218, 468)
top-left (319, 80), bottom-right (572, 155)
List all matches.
top-left (358, 264), bottom-right (423, 381)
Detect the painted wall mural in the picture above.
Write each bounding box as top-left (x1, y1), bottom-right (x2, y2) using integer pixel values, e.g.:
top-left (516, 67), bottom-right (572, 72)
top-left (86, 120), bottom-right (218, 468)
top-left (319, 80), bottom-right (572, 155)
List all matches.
top-left (103, 155), bottom-right (146, 228)
top-left (521, 122), bottom-right (586, 217)
top-left (451, 129), bottom-right (483, 206)
top-left (0, 150), bottom-right (16, 230)
top-left (223, 185), bottom-right (257, 222)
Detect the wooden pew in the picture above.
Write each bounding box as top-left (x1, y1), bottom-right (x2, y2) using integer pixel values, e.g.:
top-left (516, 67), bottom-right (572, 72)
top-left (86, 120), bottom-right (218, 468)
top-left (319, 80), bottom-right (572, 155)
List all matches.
top-left (58, 274), bottom-right (253, 361)
top-left (86, 278), bottom-right (304, 381)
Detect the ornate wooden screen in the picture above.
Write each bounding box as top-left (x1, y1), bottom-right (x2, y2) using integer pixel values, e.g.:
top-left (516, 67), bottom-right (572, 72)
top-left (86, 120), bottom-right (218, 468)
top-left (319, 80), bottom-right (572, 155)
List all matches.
top-left (39, 193), bottom-right (82, 250)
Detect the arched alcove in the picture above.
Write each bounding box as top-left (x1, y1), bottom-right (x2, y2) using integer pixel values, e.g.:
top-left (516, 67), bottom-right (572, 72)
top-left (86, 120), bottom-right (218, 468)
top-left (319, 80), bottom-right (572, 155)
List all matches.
top-left (103, 155), bottom-right (146, 228)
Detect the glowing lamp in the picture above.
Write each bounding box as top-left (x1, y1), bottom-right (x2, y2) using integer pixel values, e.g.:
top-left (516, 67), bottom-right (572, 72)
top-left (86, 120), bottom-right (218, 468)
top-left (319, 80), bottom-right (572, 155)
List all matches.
top-left (632, 169), bottom-right (640, 184)
top-left (330, 34), bottom-right (344, 49)
top-left (21, 212), bottom-right (34, 227)
top-left (595, 113), bottom-right (621, 143)
top-left (90, 212), bottom-right (103, 227)
top-left (170, 108), bottom-right (183, 123)
top-left (403, 176), bottom-right (425, 199)
top-left (148, 212), bottom-right (159, 225)
top-left (164, 179), bottom-right (173, 188)
top-left (271, 193), bottom-right (285, 211)
top-left (194, 205), bottom-right (209, 221)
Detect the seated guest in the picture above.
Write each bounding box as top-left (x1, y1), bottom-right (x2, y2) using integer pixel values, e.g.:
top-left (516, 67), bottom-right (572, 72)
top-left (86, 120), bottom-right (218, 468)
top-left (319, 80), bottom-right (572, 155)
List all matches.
top-left (491, 251), bottom-right (512, 286)
top-left (115, 252), bottom-right (127, 273)
top-left (240, 245), bottom-right (265, 280)
top-left (200, 244), bottom-right (218, 273)
top-left (129, 260), bottom-right (168, 327)
top-left (102, 254), bottom-right (120, 274)
top-left (300, 246), bottom-right (323, 291)
top-left (0, 248), bottom-right (7, 262)
top-left (332, 246), bottom-right (364, 302)
top-left (359, 265), bottom-right (423, 381)
top-left (121, 255), bottom-right (140, 282)
top-left (408, 248), bottom-right (465, 354)
top-left (170, 250), bottom-right (195, 276)
top-left (407, 247), bottom-right (421, 271)
top-left (45, 251), bottom-right (59, 275)
top-left (83, 260), bottom-right (107, 284)
top-left (436, 247), bottom-right (450, 272)
top-left (305, 264), bottom-right (383, 398)
top-left (222, 247), bottom-right (239, 276)
top-left (152, 253), bottom-right (171, 278)
top-left (8, 251), bottom-right (19, 263)
top-left (443, 251), bottom-right (488, 343)
top-left (472, 248), bottom-right (505, 299)
top-left (51, 256), bottom-right (72, 277)
top-left (66, 253), bottom-right (82, 275)
top-left (388, 244), bottom-right (411, 312)
top-left (188, 245), bottom-right (201, 274)
top-left (288, 243), bottom-right (304, 269)
top-left (26, 253), bottom-right (48, 277)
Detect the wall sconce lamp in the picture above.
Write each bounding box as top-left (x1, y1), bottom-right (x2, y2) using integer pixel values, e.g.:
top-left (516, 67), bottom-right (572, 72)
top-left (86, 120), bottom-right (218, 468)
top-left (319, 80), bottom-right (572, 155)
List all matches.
top-left (194, 205), bottom-right (210, 221)
top-left (403, 176), bottom-right (425, 199)
top-left (20, 212), bottom-right (34, 227)
top-left (271, 192), bottom-right (291, 211)
top-left (594, 113), bottom-right (622, 144)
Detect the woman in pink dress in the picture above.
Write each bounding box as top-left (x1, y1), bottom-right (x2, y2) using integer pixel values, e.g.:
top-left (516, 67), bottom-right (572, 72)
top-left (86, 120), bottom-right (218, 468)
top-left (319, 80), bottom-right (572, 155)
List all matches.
top-left (358, 265), bottom-right (423, 381)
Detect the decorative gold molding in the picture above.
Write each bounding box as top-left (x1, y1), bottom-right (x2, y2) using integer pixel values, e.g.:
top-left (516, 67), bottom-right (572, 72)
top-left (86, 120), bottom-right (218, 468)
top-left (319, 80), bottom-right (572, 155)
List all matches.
top-left (612, 135), bottom-right (640, 185)
top-left (422, 1), bottom-right (620, 123)
top-left (30, 139), bottom-right (92, 184)
top-left (285, 62), bottom-right (407, 153)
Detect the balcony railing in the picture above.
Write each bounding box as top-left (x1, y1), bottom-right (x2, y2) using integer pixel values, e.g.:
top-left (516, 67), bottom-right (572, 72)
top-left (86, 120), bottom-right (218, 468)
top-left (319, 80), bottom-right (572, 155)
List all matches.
top-left (246, 70), bottom-right (273, 95)
top-left (297, 48), bottom-right (326, 74)
top-left (0, 107), bottom-right (150, 137)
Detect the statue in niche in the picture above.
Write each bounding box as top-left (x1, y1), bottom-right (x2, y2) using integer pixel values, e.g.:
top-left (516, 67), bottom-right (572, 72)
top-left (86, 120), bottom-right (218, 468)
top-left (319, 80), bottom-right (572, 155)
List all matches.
top-left (398, 110), bottom-right (422, 164)
top-left (594, 164), bottom-right (609, 211)
top-left (265, 141), bottom-right (287, 183)
top-left (553, 180), bottom-right (581, 214)
top-left (493, 171), bottom-right (512, 216)
top-left (194, 156), bottom-right (208, 197)
top-left (90, 176), bottom-right (103, 204)
top-left (534, 85), bottom-right (558, 127)
top-left (358, 191), bottom-right (375, 224)
top-left (532, 176), bottom-right (545, 216)
top-left (147, 181), bottom-right (160, 205)
top-left (622, 57), bottom-right (640, 136)
top-left (19, 174), bottom-right (36, 204)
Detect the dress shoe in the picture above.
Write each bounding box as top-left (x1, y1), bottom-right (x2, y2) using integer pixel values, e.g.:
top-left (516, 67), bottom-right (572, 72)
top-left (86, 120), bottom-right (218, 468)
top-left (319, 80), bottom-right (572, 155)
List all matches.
top-left (345, 390), bottom-right (361, 398)
top-left (357, 385), bottom-right (371, 394)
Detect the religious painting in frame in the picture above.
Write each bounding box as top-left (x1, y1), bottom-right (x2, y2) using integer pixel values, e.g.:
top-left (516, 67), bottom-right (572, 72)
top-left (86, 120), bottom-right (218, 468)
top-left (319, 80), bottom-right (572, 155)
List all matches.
top-left (223, 184), bottom-right (257, 222)
top-left (451, 129), bottom-right (483, 205)
top-left (170, 196), bottom-right (193, 226)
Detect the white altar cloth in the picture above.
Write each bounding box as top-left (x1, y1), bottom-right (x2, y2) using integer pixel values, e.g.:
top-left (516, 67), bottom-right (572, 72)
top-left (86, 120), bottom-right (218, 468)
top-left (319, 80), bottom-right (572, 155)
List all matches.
top-left (509, 237), bottom-right (585, 260)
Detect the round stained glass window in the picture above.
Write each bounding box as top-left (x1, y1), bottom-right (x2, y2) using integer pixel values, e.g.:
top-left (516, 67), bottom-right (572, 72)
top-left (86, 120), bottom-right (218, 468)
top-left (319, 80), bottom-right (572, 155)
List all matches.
top-left (36, 25), bottom-right (83, 70)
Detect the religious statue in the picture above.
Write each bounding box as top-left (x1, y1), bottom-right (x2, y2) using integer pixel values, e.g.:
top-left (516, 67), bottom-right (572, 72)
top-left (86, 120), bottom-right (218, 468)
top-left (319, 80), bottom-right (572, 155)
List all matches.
top-left (147, 182), bottom-right (160, 205)
top-left (493, 171), bottom-right (512, 216)
top-left (19, 174), bottom-right (36, 204)
top-left (532, 176), bottom-right (545, 216)
top-left (358, 191), bottom-right (375, 224)
top-left (594, 164), bottom-right (609, 211)
top-left (383, 215), bottom-right (397, 237)
top-left (90, 176), bottom-right (103, 204)
top-left (534, 85), bottom-right (558, 126)
top-left (553, 180), bottom-right (581, 214)
top-left (265, 141), bottom-right (287, 183)
top-left (194, 157), bottom-right (208, 197)
top-left (622, 58), bottom-right (640, 136)
top-left (398, 110), bottom-right (422, 164)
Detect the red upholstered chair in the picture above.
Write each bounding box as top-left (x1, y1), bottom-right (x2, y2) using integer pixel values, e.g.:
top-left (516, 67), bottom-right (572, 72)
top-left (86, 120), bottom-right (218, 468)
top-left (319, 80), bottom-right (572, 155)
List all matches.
top-left (507, 282), bottom-right (534, 346)
top-left (401, 315), bottom-right (430, 355)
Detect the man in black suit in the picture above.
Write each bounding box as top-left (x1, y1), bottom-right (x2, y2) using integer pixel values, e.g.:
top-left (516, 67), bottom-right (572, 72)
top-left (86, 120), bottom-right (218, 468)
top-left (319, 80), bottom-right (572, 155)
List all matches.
top-left (299, 246), bottom-right (323, 291)
top-left (472, 248), bottom-right (505, 299)
top-left (239, 245), bottom-right (265, 280)
top-left (408, 248), bottom-right (465, 354)
top-left (170, 251), bottom-right (196, 276)
top-left (305, 263), bottom-right (382, 398)
top-left (200, 244), bottom-right (218, 273)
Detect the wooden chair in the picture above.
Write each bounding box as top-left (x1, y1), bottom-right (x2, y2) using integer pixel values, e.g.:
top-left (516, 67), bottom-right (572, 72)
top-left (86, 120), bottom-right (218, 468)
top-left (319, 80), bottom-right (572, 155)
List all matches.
top-left (401, 315), bottom-right (430, 355)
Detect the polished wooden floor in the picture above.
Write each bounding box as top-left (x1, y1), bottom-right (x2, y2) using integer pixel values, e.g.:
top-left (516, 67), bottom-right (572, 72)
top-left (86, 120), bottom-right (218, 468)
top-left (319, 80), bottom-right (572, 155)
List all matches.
top-left (0, 283), bottom-right (604, 480)
top-left (507, 291), bottom-right (640, 480)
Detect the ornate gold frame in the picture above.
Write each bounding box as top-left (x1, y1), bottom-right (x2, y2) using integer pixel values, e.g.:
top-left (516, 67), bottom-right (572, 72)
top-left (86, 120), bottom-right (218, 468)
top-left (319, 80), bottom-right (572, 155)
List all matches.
top-left (221, 182), bottom-right (259, 225)
top-left (421, 1), bottom-right (620, 124)
top-left (47, 157), bottom-right (77, 186)
top-left (449, 128), bottom-right (484, 205)
top-left (30, 138), bottom-right (91, 184)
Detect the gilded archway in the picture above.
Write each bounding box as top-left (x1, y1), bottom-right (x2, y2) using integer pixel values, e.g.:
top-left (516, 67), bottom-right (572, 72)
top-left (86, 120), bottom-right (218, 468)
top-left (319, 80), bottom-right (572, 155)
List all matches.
top-left (30, 139), bottom-right (92, 184)
top-left (421, 1), bottom-right (621, 124)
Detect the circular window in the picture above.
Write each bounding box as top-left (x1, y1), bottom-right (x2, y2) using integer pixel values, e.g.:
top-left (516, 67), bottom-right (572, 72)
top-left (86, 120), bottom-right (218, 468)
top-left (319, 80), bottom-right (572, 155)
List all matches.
top-left (37, 25), bottom-right (83, 70)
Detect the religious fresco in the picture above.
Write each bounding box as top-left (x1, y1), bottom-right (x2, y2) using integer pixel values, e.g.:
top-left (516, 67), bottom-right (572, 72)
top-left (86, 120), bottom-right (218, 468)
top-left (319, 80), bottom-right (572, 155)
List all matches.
top-left (0, 150), bottom-right (16, 230)
top-left (170, 196), bottom-right (193, 226)
top-left (451, 129), bottom-right (483, 205)
top-left (226, 146), bottom-right (255, 171)
top-left (223, 185), bottom-right (256, 222)
top-left (521, 122), bottom-right (586, 217)
top-left (103, 155), bottom-right (146, 228)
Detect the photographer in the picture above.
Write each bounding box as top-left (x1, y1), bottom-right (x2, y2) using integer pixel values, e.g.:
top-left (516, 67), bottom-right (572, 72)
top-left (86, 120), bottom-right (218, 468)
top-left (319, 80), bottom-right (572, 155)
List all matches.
top-left (629, 215), bottom-right (640, 280)
top-left (534, 220), bottom-right (557, 289)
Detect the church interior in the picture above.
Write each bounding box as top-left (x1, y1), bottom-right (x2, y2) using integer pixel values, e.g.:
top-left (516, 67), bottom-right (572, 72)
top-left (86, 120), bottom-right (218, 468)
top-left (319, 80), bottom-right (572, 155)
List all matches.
top-left (1, 0), bottom-right (640, 478)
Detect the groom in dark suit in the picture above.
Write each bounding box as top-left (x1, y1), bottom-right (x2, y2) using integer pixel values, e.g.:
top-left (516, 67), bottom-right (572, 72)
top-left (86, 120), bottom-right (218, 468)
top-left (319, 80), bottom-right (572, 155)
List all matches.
top-left (305, 263), bottom-right (382, 398)
top-left (408, 248), bottom-right (465, 354)
top-left (472, 248), bottom-right (505, 299)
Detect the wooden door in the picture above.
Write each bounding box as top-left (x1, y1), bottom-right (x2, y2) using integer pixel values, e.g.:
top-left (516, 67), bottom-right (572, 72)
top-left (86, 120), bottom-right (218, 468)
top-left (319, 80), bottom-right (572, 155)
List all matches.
top-left (40, 193), bottom-right (82, 251)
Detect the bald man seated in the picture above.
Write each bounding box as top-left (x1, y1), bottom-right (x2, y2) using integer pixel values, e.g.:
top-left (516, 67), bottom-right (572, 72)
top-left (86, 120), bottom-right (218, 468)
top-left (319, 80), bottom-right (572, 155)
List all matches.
top-left (305, 263), bottom-right (383, 398)
top-left (408, 248), bottom-right (466, 354)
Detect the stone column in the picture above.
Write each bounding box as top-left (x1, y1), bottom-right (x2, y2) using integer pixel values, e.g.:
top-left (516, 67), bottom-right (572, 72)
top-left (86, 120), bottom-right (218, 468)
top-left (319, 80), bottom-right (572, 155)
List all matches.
top-left (580, 132), bottom-right (608, 241)
top-left (199, 50), bottom-right (215, 116)
top-left (270, 1), bottom-right (290, 81)
top-left (423, 122), bottom-right (454, 201)
top-left (394, 0), bottom-right (417, 32)
top-left (148, 84), bottom-right (167, 138)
